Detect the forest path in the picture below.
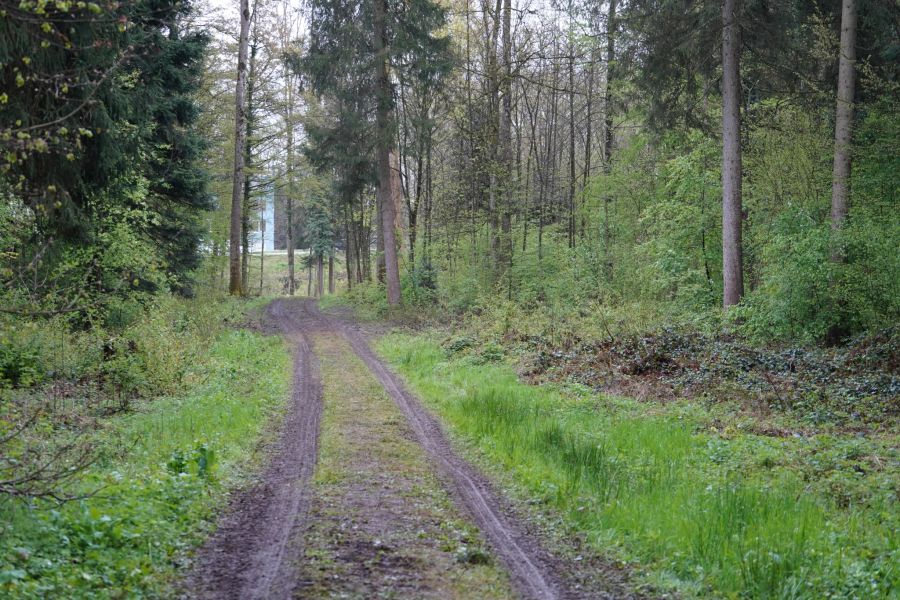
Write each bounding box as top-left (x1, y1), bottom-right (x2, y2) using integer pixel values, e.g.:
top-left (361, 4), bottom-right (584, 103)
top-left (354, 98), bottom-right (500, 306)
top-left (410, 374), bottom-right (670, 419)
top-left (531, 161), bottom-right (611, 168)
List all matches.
top-left (184, 298), bottom-right (637, 599)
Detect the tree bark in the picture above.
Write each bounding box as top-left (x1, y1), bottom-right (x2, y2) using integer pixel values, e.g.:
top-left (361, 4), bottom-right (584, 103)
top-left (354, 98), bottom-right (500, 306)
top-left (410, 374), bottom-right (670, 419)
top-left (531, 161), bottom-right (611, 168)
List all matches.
top-left (279, 6), bottom-right (297, 296)
top-left (603, 0), bottom-right (616, 167)
top-left (375, 191), bottom-right (386, 283)
top-left (498, 0), bottom-right (513, 273)
top-left (316, 252), bottom-right (325, 297)
top-left (228, 0), bottom-right (251, 295)
top-left (345, 200), bottom-right (355, 289)
top-left (721, 0), bottom-right (744, 307)
top-left (374, 0), bottom-right (402, 305)
top-left (567, 0), bottom-right (576, 249)
top-left (241, 28), bottom-right (258, 296)
top-left (259, 209), bottom-right (265, 294)
top-left (830, 0), bottom-right (857, 259)
top-left (328, 252), bottom-right (335, 294)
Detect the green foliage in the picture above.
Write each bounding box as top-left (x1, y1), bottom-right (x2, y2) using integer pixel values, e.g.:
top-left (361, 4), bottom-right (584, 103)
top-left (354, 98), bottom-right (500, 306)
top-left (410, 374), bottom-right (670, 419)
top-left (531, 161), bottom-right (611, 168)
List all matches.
top-left (734, 102), bottom-right (900, 343)
top-left (409, 97), bottom-right (898, 346)
top-left (304, 196), bottom-right (334, 258)
top-left (0, 307), bottom-right (291, 598)
top-left (0, 337), bottom-right (44, 389)
top-left (0, 0), bottom-right (210, 311)
top-left (379, 333), bottom-right (899, 598)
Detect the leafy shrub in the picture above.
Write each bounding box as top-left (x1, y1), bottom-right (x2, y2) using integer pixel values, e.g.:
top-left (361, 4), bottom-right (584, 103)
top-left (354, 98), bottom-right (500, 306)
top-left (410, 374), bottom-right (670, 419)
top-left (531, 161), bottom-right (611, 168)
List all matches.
top-left (0, 338), bottom-right (45, 388)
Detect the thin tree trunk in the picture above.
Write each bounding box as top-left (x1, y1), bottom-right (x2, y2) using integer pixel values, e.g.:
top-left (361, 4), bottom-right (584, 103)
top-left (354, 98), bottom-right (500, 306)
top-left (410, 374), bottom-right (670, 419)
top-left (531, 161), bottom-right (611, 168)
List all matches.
top-left (317, 253), bottom-right (324, 297)
top-left (826, 0), bottom-right (858, 344)
top-left (241, 30), bottom-right (258, 296)
top-left (345, 200), bottom-right (355, 289)
top-left (375, 192), bottom-right (386, 283)
top-left (410, 139), bottom-right (422, 268)
top-left (241, 206), bottom-right (250, 295)
top-left (721, 0), bottom-right (744, 307)
top-left (584, 38), bottom-right (595, 187)
top-left (362, 194), bottom-right (372, 281)
top-left (284, 44), bottom-right (296, 295)
top-left (830, 0), bottom-right (857, 258)
top-left (424, 125), bottom-right (433, 264)
top-left (567, 1), bottom-right (576, 249)
top-left (603, 0), bottom-right (616, 166)
top-left (602, 0), bottom-right (615, 277)
top-left (259, 208), bottom-right (265, 294)
top-left (498, 0), bottom-right (513, 274)
top-left (328, 252), bottom-right (335, 294)
top-left (228, 0), bottom-right (251, 295)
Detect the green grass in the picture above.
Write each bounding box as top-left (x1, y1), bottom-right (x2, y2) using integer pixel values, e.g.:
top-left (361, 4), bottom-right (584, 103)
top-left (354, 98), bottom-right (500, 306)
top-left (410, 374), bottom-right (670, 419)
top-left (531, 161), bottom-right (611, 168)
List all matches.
top-left (377, 333), bottom-right (899, 599)
top-left (0, 321), bottom-right (291, 598)
top-left (246, 251), bottom-right (348, 297)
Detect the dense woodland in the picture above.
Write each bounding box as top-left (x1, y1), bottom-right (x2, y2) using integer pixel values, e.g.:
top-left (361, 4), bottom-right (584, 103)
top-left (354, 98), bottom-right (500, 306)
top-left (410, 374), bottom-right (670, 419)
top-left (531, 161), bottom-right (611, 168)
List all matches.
top-left (2, 0), bottom-right (897, 336)
top-left (1, 0), bottom-right (898, 597)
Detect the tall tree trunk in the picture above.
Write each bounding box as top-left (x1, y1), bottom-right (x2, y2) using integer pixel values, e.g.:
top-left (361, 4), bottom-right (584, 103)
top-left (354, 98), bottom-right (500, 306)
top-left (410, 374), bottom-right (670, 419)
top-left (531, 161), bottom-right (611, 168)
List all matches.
top-left (375, 192), bottom-right (386, 282)
top-left (567, 0), bottom-right (576, 249)
top-left (423, 126), bottom-right (433, 264)
top-left (228, 0), bottom-right (251, 295)
top-left (498, 0), bottom-right (513, 274)
top-left (328, 252), bottom-right (335, 294)
top-left (410, 118), bottom-right (424, 269)
top-left (390, 149), bottom-right (407, 259)
top-left (830, 0), bottom-right (857, 258)
top-left (374, 0), bottom-right (402, 305)
top-left (721, 0), bottom-right (744, 307)
top-left (241, 31), bottom-right (258, 296)
top-left (584, 38), bottom-right (595, 188)
top-left (316, 253), bottom-right (325, 297)
top-left (345, 200), bottom-right (355, 289)
top-left (259, 208), bottom-right (265, 294)
top-left (286, 89), bottom-right (296, 295)
top-left (826, 0), bottom-right (858, 344)
top-left (241, 206), bottom-right (250, 295)
top-left (603, 0), bottom-right (616, 166)
top-left (361, 194), bottom-right (372, 282)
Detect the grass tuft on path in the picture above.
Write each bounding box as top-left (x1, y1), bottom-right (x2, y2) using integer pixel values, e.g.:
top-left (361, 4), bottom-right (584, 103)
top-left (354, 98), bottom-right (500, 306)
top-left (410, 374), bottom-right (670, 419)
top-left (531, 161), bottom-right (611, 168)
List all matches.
top-left (377, 333), bottom-right (898, 599)
top-left (298, 332), bottom-right (513, 599)
top-left (0, 304), bottom-right (291, 598)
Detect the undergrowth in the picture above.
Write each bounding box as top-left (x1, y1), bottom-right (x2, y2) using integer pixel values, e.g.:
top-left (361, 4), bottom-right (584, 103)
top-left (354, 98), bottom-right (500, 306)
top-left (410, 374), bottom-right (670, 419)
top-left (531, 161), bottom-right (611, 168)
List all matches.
top-left (378, 333), bottom-right (899, 598)
top-left (0, 298), bottom-right (291, 598)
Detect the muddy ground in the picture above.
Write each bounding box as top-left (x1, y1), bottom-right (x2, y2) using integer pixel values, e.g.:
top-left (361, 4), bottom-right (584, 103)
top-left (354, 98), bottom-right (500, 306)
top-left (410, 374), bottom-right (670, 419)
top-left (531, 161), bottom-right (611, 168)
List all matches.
top-left (182, 298), bottom-right (646, 599)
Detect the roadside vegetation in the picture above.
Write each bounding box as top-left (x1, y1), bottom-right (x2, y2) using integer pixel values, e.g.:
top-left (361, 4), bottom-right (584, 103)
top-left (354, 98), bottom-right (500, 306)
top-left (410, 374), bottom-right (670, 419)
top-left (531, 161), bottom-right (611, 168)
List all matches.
top-left (0, 297), bottom-right (291, 597)
top-left (377, 332), bottom-right (898, 598)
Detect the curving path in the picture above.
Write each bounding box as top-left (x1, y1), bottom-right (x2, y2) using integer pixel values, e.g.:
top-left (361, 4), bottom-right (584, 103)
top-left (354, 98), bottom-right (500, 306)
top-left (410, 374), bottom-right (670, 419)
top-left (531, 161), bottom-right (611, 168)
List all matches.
top-left (183, 298), bottom-right (641, 600)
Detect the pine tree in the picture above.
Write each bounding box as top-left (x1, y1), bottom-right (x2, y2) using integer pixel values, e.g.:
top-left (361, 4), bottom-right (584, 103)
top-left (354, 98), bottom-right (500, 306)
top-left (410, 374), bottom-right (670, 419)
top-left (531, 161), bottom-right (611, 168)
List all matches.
top-left (1, 0), bottom-right (210, 307)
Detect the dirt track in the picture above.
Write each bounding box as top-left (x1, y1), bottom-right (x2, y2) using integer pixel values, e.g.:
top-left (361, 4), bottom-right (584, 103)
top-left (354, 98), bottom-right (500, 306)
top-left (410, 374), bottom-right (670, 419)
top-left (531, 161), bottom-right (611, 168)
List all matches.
top-left (184, 298), bottom-right (640, 599)
top-left (183, 300), bottom-right (324, 599)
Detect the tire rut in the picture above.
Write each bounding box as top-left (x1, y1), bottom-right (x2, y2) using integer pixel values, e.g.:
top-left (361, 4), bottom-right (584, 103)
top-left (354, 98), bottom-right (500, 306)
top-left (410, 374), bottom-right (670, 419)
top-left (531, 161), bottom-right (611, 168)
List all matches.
top-left (185, 298), bottom-right (640, 600)
top-left (182, 299), bottom-right (323, 600)
top-left (309, 301), bottom-right (625, 600)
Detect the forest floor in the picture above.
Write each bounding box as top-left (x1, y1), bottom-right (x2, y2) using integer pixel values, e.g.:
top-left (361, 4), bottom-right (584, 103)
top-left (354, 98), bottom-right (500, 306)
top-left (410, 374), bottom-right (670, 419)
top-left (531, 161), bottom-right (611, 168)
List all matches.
top-left (183, 298), bottom-right (644, 599)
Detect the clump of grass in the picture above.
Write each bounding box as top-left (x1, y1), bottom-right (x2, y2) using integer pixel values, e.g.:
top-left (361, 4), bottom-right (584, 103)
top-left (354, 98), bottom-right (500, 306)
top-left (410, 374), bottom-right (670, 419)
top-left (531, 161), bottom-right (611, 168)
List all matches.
top-left (378, 333), bottom-right (899, 598)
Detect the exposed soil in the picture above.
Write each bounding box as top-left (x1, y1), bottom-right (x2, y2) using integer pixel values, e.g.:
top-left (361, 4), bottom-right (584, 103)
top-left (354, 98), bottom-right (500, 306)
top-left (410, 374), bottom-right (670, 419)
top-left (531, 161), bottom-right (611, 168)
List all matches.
top-left (292, 332), bottom-right (513, 599)
top-left (322, 304), bottom-right (643, 600)
top-left (181, 300), bottom-right (324, 599)
top-left (183, 298), bottom-right (646, 599)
